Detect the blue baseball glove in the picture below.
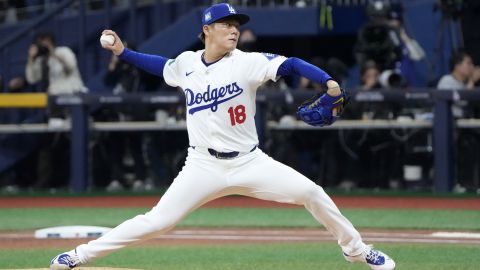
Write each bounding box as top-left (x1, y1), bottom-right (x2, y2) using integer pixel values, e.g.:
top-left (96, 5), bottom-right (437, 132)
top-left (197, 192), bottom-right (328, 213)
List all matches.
top-left (297, 88), bottom-right (350, 127)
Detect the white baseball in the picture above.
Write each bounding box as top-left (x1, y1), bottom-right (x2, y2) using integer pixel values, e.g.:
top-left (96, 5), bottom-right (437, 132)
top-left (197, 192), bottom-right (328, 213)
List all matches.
top-left (100, 34), bottom-right (115, 46)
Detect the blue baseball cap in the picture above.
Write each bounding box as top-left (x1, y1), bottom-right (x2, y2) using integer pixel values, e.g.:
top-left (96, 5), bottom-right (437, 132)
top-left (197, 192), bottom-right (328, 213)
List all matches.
top-left (202, 3), bottom-right (250, 26)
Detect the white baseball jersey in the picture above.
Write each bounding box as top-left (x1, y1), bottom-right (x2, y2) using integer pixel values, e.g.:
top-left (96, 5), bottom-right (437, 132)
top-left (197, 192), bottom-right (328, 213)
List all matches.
top-left (72, 49), bottom-right (369, 267)
top-left (163, 49), bottom-right (287, 152)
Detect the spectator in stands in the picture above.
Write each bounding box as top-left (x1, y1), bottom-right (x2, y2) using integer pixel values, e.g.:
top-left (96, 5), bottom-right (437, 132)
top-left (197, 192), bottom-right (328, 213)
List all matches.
top-left (26, 32), bottom-right (85, 93)
top-left (438, 50), bottom-right (480, 90)
top-left (338, 59), bottom-right (404, 189)
top-left (25, 32), bottom-right (85, 189)
top-left (437, 49), bottom-right (480, 192)
top-left (26, 32), bottom-right (86, 118)
top-left (92, 42), bottom-right (153, 192)
top-left (437, 50), bottom-right (480, 118)
top-left (360, 60), bottom-right (381, 91)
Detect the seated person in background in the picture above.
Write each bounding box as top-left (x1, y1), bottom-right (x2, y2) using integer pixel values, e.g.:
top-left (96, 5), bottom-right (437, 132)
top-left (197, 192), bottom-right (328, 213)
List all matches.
top-left (344, 60), bottom-right (397, 121)
top-left (437, 50), bottom-right (480, 191)
top-left (437, 50), bottom-right (480, 118)
top-left (360, 60), bottom-right (381, 91)
top-left (437, 50), bottom-right (480, 90)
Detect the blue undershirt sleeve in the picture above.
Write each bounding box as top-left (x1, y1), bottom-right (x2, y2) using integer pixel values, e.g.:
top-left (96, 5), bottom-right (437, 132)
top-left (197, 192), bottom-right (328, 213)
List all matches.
top-left (276, 57), bottom-right (332, 85)
top-left (118, 48), bottom-right (168, 77)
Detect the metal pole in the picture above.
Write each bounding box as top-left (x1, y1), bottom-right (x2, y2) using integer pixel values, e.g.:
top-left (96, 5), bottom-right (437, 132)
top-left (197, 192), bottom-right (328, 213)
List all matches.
top-left (433, 97), bottom-right (454, 192)
top-left (70, 103), bottom-right (89, 192)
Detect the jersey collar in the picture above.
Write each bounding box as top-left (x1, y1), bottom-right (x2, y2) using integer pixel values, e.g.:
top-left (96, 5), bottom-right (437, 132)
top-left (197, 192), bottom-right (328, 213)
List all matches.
top-left (201, 51), bottom-right (231, 67)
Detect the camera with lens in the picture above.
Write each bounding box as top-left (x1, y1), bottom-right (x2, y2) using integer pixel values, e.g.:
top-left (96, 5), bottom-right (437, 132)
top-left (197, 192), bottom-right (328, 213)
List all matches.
top-left (355, 22), bottom-right (402, 70)
top-left (379, 69), bottom-right (404, 88)
top-left (356, 1), bottom-right (403, 69)
top-left (34, 42), bottom-right (50, 59)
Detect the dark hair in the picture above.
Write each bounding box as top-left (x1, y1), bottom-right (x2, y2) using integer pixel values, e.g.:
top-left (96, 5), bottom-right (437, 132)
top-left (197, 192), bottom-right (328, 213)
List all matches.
top-left (35, 32), bottom-right (56, 45)
top-left (361, 60), bottom-right (379, 75)
top-left (198, 17), bottom-right (241, 45)
top-left (449, 49), bottom-right (470, 71)
top-left (198, 32), bottom-right (205, 44)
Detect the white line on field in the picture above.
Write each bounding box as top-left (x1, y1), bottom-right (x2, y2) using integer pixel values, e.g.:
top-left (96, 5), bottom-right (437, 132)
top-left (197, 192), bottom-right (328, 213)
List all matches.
top-left (430, 232), bottom-right (480, 239)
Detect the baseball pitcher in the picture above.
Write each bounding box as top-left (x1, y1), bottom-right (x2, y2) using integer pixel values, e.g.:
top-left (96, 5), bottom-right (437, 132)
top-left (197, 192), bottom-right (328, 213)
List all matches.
top-left (50, 3), bottom-right (395, 270)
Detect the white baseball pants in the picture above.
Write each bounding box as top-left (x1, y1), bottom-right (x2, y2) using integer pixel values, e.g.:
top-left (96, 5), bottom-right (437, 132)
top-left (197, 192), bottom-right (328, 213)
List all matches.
top-left (76, 147), bottom-right (365, 263)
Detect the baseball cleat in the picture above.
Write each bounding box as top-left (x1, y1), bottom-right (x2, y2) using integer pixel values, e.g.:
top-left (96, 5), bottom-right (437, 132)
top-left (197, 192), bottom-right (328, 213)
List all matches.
top-left (50, 249), bottom-right (80, 270)
top-left (343, 245), bottom-right (395, 270)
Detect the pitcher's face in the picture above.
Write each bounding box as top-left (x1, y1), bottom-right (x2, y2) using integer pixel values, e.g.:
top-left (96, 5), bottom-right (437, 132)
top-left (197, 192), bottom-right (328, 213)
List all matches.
top-left (205, 18), bottom-right (240, 52)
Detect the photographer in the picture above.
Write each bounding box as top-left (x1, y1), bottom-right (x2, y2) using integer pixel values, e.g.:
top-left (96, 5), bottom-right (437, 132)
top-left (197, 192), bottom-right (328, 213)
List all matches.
top-left (355, 1), bottom-right (425, 87)
top-left (26, 32), bottom-right (86, 98)
top-left (25, 32), bottom-right (86, 189)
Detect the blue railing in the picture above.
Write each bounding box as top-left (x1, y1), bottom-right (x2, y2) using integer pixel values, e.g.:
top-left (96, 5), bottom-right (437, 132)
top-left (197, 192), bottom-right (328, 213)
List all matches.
top-left (2, 88), bottom-right (478, 192)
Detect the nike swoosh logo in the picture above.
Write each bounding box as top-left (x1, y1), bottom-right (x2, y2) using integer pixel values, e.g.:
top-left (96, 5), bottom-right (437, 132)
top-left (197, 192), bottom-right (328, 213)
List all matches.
top-left (186, 71), bottom-right (194, 76)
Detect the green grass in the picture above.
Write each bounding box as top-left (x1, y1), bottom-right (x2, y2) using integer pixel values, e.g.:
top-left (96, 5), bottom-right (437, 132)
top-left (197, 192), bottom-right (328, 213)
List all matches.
top-left (0, 207), bottom-right (479, 231)
top-left (0, 243), bottom-right (479, 269)
top-left (0, 206), bottom-right (478, 269)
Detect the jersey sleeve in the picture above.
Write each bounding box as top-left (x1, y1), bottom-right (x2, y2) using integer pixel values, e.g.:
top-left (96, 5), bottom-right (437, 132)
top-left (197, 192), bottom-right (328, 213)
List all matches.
top-left (246, 52), bottom-right (287, 86)
top-left (162, 58), bottom-right (181, 88)
top-left (162, 51), bottom-right (193, 88)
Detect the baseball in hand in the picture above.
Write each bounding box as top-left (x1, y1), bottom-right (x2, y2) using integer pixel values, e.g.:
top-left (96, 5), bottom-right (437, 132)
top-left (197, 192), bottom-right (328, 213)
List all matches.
top-left (100, 34), bottom-right (115, 46)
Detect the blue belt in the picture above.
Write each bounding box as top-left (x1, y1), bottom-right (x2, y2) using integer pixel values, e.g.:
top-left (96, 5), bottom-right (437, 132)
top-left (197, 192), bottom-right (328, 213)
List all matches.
top-left (207, 148), bottom-right (239, 159)
top-left (194, 146), bottom-right (257, 159)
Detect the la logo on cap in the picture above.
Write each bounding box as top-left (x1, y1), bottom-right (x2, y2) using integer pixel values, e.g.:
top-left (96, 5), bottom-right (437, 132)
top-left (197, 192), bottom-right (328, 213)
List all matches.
top-left (204, 12), bottom-right (211, 22)
top-left (227, 4), bottom-right (236, 14)
top-left (201, 3), bottom-right (249, 26)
